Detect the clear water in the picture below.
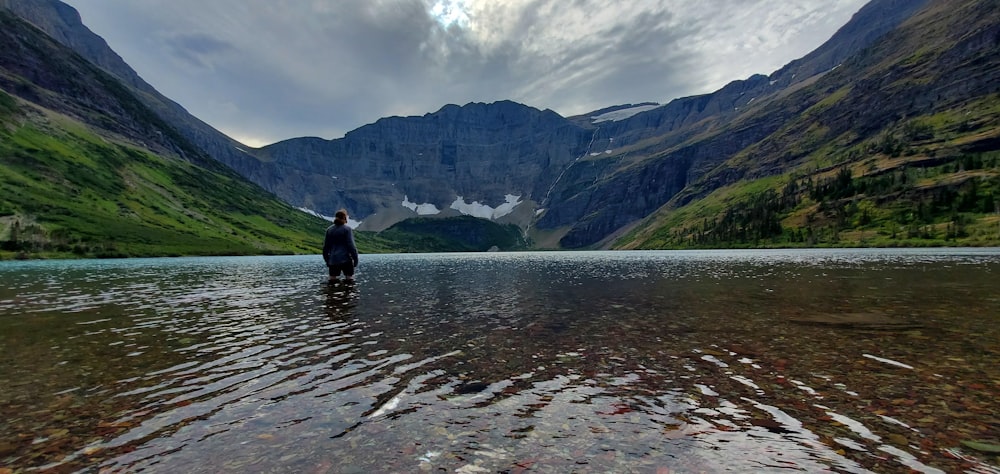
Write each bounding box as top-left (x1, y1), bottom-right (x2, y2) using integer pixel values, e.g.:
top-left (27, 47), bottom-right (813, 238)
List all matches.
top-left (1, 249), bottom-right (999, 473)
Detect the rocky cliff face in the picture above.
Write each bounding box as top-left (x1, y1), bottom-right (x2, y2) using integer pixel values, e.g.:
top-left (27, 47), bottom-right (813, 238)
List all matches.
top-left (0, 0), bottom-right (136, 85)
top-left (256, 101), bottom-right (593, 230)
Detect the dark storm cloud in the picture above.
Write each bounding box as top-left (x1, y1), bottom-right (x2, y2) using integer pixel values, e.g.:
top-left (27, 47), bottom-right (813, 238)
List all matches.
top-left (63, 0), bottom-right (868, 147)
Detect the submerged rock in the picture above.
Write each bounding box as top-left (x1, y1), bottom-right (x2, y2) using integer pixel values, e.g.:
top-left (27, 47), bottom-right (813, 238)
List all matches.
top-left (788, 312), bottom-right (921, 330)
top-left (455, 381), bottom-right (490, 394)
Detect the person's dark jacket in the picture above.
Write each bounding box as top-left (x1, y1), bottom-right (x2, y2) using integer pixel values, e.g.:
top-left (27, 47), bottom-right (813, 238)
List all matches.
top-left (323, 223), bottom-right (359, 267)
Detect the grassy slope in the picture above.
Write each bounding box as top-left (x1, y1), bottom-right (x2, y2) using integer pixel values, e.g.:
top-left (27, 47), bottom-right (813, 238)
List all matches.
top-left (0, 91), bottom-right (340, 258)
top-left (616, 1), bottom-right (1000, 249)
top-left (619, 96), bottom-right (1000, 249)
top-left (618, 97), bottom-right (1000, 249)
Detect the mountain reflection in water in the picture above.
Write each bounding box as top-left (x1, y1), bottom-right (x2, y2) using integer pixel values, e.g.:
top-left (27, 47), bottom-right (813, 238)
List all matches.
top-left (0, 249), bottom-right (998, 473)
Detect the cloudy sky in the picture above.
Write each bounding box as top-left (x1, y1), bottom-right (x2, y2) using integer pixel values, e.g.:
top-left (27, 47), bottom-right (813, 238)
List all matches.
top-left (63, 0), bottom-right (867, 148)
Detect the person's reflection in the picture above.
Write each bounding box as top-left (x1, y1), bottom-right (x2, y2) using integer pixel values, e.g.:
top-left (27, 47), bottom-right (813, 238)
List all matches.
top-left (324, 280), bottom-right (358, 320)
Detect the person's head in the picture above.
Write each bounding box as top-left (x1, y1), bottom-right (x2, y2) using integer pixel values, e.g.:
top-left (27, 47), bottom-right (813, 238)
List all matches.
top-left (334, 209), bottom-right (349, 225)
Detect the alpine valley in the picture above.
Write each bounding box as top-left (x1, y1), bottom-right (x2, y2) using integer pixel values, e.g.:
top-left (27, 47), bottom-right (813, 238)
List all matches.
top-left (1, 0), bottom-right (998, 257)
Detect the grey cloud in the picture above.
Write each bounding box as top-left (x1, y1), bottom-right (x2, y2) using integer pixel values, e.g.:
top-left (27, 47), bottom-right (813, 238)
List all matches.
top-left (164, 33), bottom-right (235, 69)
top-left (485, 1), bottom-right (701, 113)
top-left (63, 0), bottom-right (868, 145)
top-left (327, 1), bottom-right (438, 74)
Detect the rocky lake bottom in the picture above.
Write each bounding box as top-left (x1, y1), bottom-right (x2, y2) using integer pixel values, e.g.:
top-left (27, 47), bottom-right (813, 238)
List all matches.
top-left (1, 249), bottom-right (998, 473)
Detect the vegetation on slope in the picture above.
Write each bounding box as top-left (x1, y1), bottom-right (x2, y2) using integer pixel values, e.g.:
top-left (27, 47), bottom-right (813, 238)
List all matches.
top-left (615, 0), bottom-right (1000, 249)
top-left (0, 93), bottom-right (338, 259)
top-left (378, 215), bottom-right (528, 253)
top-left (618, 95), bottom-right (1000, 249)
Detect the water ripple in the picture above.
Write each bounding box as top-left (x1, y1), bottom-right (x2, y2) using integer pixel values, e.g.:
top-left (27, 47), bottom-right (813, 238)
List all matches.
top-left (0, 251), bottom-right (998, 472)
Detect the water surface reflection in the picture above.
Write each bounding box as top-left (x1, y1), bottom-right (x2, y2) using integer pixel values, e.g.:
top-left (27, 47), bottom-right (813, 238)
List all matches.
top-left (1, 250), bottom-right (998, 472)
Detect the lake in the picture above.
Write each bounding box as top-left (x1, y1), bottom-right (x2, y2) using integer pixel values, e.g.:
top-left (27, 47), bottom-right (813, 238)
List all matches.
top-left (1, 249), bottom-right (998, 473)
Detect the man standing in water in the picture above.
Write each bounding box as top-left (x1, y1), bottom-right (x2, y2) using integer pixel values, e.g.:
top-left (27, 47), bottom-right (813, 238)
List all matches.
top-left (323, 209), bottom-right (360, 282)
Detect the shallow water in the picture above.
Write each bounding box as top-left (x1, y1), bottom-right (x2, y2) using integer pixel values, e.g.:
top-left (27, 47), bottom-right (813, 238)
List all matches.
top-left (1, 249), bottom-right (999, 473)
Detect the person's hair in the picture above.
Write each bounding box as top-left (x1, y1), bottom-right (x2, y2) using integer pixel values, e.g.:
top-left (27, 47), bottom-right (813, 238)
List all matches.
top-left (334, 209), bottom-right (348, 225)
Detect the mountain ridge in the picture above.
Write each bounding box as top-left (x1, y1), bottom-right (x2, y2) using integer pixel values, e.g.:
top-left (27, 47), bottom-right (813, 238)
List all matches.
top-left (255, 99), bottom-right (591, 231)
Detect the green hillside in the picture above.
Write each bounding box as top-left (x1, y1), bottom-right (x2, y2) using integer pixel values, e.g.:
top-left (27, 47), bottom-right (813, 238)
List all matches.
top-left (0, 91), bottom-right (337, 258)
top-left (616, 0), bottom-right (1000, 249)
top-left (620, 97), bottom-right (1000, 249)
top-left (0, 8), bottom-right (356, 260)
top-left (379, 215), bottom-right (528, 253)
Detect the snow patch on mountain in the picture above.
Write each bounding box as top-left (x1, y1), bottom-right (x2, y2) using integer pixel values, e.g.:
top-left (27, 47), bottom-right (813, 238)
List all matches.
top-left (591, 104), bottom-right (659, 123)
top-left (402, 196), bottom-right (442, 215)
top-left (451, 194), bottom-right (522, 219)
top-left (400, 194), bottom-right (523, 220)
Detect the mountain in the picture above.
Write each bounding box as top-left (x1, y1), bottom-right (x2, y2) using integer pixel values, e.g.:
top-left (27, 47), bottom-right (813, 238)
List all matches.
top-left (0, 7), bottom-right (331, 258)
top-left (614, 0), bottom-right (1000, 248)
top-left (0, 1), bottom-right (570, 255)
top-left (534, 0), bottom-right (939, 248)
top-left (224, 0), bottom-right (997, 250)
top-left (256, 101), bottom-right (592, 231)
top-left (5, 0), bottom-right (997, 252)
top-left (0, 0), bottom-right (564, 245)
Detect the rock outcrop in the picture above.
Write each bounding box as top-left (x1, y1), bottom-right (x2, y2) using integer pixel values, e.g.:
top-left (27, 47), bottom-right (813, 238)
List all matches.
top-left (254, 101), bottom-right (593, 230)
